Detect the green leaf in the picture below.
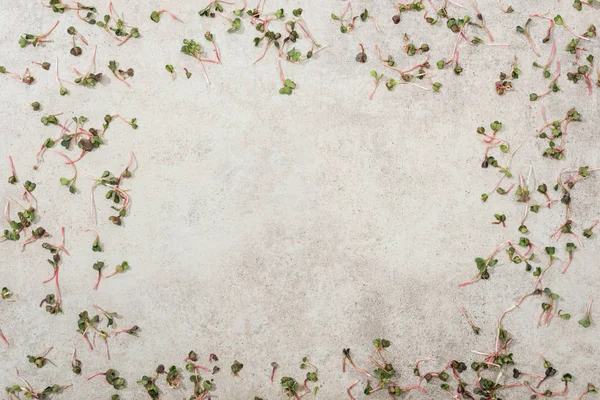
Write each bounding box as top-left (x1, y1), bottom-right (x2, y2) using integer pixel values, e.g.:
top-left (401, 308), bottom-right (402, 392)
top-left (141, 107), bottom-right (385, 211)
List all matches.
top-left (284, 79), bottom-right (296, 89)
top-left (60, 177), bottom-right (70, 185)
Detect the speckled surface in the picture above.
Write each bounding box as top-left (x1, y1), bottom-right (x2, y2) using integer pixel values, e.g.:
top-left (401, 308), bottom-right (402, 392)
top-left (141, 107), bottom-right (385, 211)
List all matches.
top-left (0, 0), bottom-right (599, 399)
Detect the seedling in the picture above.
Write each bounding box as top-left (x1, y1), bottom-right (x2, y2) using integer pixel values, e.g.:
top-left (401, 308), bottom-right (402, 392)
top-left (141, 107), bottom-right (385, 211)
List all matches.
top-left (579, 383), bottom-right (598, 399)
top-left (92, 261), bottom-right (105, 290)
top-left (492, 213), bottom-right (506, 227)
top-left (270, 362), bottom-right (278, 383)
top-left (583, 220), bottom-right (598, 238)
top-left (332, 4), bottom-right (381, 33)
top-left (166, 366), bottom-right (181, 387)
top-left (567, 55), bottom-right (595, 95)
top-left (137, 373), bottom-right (159, 399)
top-left (30, 102), bottom-right (41, 111)
top-left (108, 60), bottom-right (134, 90)
top-left (110, 325), bottom-right (139, 336)
top-left (1, 287), bottom-right (13, 301)
top-left (184, 68), bottom-right (192, 79)
top-left (530, 59), bottom-right (561, 101)
top-left (84, 152), bottom-right (135, 225)
top-left (150, 9), bottom-right (182, 23)
top-left (6, 370), bottom-right (71, 399)
top-left (40, 227), bottom-right (70, 315)
top-left (32, 61), bottom-right (51, 70)
top-left (277, 60), bottom-right (296, 95)
top-left (231, 360), bottom-right (244, 377)
top-left (579, 298), bottom-right (594, 328)
top-left (105, 261), bottom-right (130, 278)
top-left (71, 349), bottom-right (82, 374)
top-left (7, 156), bottom-right (17, 184)
top-left (536, 108), bottom-right (582, 159)
top-left (71, 46), bottom-right (102, 87)
top-left (86, 369), bottom-right (126, 390)
top-left (369, 70), bottom-right (383, 100)
top-left (54, 151), bottom-right (77, 193)
top-left (77, 309), bottom-right (110, 357)
top-left (97, 3), bottom-right (140, 46)
top-left (355, 43), bottom-right (367, 63)
top-left (19, 20), bottom-right (59, 47)
top-left (67, 26), bottom-right (87, 56)
top-left (181, 35), bottom-right (222, 84)
top-left (391, 1), bottom-right (424, 25)
top-left (27, 346), bottom-right (54, 368)
top-left (402, 34), bottom-right (429, 56)
top-left (165, 64), bottom-right (175, 80)
top-left (0, 66), bottom-right (35, 85)
top-left (81, 227), bottom-right (102, 251)
top-left (456, 303), bottom-right (480, 334)
top-left (516, 19), bottom-right (540, 56)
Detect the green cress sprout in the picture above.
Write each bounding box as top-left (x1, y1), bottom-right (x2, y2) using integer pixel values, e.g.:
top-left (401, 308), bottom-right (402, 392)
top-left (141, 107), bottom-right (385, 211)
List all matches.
top-left (536, 108), bottom-right (581, 159)
top-left (231, 360), bottom-right (244, 377)
top-left (1, 287), bottom-right (14, 301)
top-left (104, 261), bottom-right (130, 278)
top-left (27, 346), bottom-right (54, 368)
top-left (85, 151), bottom-right (136, 225)
top-left (184, 68), bottom-right (192, 79)
top-left (150, 9), bottom-right (182, 23)
top-left (270, 362), bottom-right (279, 383)
top-left (86, 369), bottom-right (127, 389)
top-left (19, 20), bottom-right (59, 48)
top-left (6, 370), bottom-right (72, 399)
top-left (355, 43), bottom-right (367, 63)
top-left (275, 59), bottom-right (296, 95)
top-left (402, 34), bottom-right (429, 56)
top-left (165, 64), bottom-right (175, 80)
top-left (96, 4), bottom-right (140, 46)
top-left (516, 19), bottom-right (540, 56)
top-left (331, 5), bottom-right (382, 33)
top-left (30, 102), bottom-right (41, 111)
top-left (391, 1), bottom-right (424, 25)
top-left (579, 298), bottom-right (594, 328)
top-left (71, 349), bottom-right (82, 374)
top-left (92, 261), bottom-right (105, 290)
top-left (7, 156), bottom-right (17, 184)
top-left (53, 151), bottom-right (77, 194)
top-left (529, 59), bottom-right (561, 101)
top-left (32, 61), bottom-right (51, 70)
top-left (456, 303), bottom-right (481, 334)
top-left (40, 227), bottom-right (70, 315)
top-left (180, 35), bottom-right (222, 84)
top-left (81, 227), bottom-right (102, 251)
top-left (108, 60), bottom-right (134, 90)
top-left (0, 66), bottom-right (35, 85)
top-left (583, 220), bottom-right (598, 238)
top-left (137, 372), bottom-right (159, 399)
top-left (72, 46), bottom-right (102, 87)
top-left (369, 70), bottom-right (383, 100)
top-left (67, 26), bottom-right (87, 56)
top-left (300, 356), bottom-right (319, 395)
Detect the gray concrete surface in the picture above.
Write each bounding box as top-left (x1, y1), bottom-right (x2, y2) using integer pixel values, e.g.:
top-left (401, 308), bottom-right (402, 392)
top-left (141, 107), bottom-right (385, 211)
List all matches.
top-left (0, 0), bottom-right (599, 398)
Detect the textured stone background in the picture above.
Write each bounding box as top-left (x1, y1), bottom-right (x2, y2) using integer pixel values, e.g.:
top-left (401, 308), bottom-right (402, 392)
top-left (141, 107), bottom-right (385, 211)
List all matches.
top-left (0, 0), bottom-right (599, 399)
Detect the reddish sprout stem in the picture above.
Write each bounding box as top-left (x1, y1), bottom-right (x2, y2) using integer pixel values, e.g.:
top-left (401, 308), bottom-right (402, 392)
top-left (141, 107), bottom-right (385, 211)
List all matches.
top-left (270, 363), bottom-right (278, 384)
top-left (0, 329), bottom-right (8, 345)
top-left (346, 379), bottom-right (360, 400)
top-left (86, 372), bottom-right (107, 380)
top-left (158, 9), bottom-right (182, 21)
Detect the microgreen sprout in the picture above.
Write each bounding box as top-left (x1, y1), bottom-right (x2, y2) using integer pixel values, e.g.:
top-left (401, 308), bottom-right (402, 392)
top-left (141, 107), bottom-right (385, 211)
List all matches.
top-left (32, 61), bottom-right (51, 70)
top-left (31, 102), bottom-right (41, 111)
top-left (6, 370), bottom-right (72, 399)
top-left (277, 60), bottom-right (296, 95)
top-left (369, 70), bottom-right (383, 100)
top-left (71, 349), bottom-right (81, 374)
top-left (71, 46), bottom-right (102, 87)
top-left (184, 68), bottom-right (192, 79)
top-left (270, 362), bottom-right (278, 384)
top-left (1, 287), bottom-right (14, 301)
top-left (231, 360), bottom-right (243, 377)
top-left (579, 383), bottom-right (598, 399)
top-left (356, 43), bottom-right (367, 63)
top-left (81, 227), bottom-right (102, 251)
top-left (54, 151), bottom-right (77, 193)
top-left (0, 66), bottom-right (35, 85)
top-left (84, 151), bottom-right (136, 225)
top-left (332, 4), bottom-right (381, 33)
top-left (456, 303), bottom-right (480, 334)
top-left (7, 156), bottom-right (17, 184)
top-left (583, 220), bottom-right (598, 238)
top-left (492, 213), bottom-right (506, 227)
top-left (86, 369), bottom-right (126, 390)
top-left (137, 373), bottom-right (159, 399)
top-left (567, 55), bottom-right (595, 95)
top-left (181, 35), bottom-right (222, 84)
top-left (108, 60), bottom-right (133, 90)
top-left (104, 261), bottom-right (130, 278)
top-left (97, 3), bottom-right (140, 46)
top-left (150, 9), bottom-right (182, 23)
top-left (536, 108), bottom-right (581, 158)
top-left (530, 59), bottom-right (561, 101)
top-left (76, 310), bottom-right (105, 353)
top-left (516, 19), bottom-right (540, 57)
top-left (67, 26), bottom-right (87, 57)
top-left (27, 346), bottom-right (54, 368)
top-left (92, 261), bottom-right (105, 290)
top-left (579, 298), bottom-right (594, 328)
top-left (19, 20), bottom-right (59, 48)
top-left (165, 64), bottom-right (175, 80)
top-left (402, 34), bottom-right (429, 56)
